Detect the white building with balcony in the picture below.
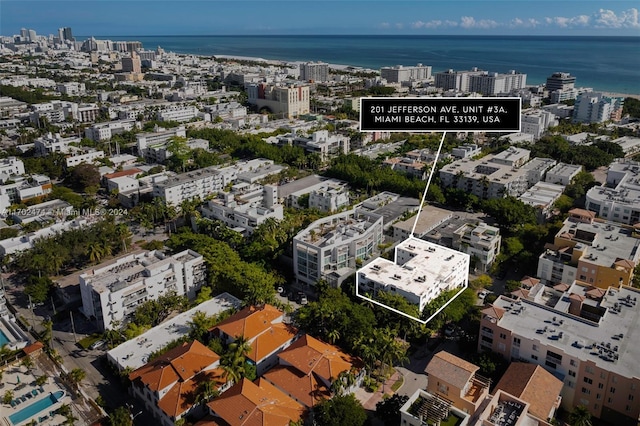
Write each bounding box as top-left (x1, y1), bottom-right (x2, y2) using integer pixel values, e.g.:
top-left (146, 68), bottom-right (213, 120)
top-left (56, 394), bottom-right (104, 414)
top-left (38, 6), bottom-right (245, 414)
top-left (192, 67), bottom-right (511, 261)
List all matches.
top-left (293, 208), bottom-right (383, 288)
top-left (585, 161), bottom-right (640, 225)
top-left (84, 119), bottom-right (137, 142)
top-left (199, 184), bottom-right (283, 235)
top-left (452, 222), bottom-right (501, 273)
top-left (79, 249), bottom-right (207, 331)
top-left (357, 238), bottom-right (469, 313)
top-left (0, 157), bottom-right (25, 183)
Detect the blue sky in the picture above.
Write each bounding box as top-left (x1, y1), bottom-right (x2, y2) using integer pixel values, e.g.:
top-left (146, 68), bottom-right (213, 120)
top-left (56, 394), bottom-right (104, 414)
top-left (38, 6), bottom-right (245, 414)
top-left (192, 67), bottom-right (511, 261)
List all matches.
top-left (1, 1), bottom-right (639, 36)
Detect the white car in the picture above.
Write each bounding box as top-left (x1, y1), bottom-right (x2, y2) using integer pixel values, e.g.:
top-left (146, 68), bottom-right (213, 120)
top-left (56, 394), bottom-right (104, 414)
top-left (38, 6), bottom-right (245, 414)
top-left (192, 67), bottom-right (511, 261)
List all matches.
top-left (478, 290), bottom-right (489, 299)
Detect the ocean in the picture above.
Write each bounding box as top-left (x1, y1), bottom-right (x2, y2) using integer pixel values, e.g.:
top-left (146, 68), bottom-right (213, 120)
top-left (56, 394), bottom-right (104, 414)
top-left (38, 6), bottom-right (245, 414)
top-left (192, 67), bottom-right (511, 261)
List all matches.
top-left (100, 35), bottom-right (640, 94)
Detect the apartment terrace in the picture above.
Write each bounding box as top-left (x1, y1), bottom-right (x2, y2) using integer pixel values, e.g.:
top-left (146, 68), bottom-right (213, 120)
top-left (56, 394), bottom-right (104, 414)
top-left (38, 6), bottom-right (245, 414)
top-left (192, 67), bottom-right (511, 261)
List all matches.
top-left (83, 251), bottom-right (166, 294)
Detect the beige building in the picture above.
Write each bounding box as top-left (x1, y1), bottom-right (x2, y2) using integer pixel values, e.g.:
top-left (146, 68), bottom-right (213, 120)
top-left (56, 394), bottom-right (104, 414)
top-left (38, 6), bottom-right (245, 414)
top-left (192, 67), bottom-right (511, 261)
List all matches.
top-left (247, 83), bottom-right (310, 119)
top-left (479, 282), bottom-right (640, 425)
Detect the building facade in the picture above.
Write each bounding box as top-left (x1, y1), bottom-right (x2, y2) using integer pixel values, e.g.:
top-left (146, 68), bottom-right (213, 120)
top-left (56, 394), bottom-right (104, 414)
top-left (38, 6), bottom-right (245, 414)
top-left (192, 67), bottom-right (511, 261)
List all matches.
top-left (79, 250), bottom-right (206, 331)
top-left (293, 208), bottom-right (383, 287)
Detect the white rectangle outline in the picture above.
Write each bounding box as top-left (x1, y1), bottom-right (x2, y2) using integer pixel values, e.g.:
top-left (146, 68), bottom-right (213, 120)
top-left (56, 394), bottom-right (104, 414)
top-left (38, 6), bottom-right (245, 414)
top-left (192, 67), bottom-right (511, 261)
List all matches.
top-left (358, 96), bottom-right (522, 133)
top-left (355, 236), bottom-right (469, 325)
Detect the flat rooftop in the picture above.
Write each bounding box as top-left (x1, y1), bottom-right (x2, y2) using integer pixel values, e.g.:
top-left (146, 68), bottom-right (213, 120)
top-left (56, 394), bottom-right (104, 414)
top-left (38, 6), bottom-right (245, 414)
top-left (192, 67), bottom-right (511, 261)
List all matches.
top-left (107, 293), bottom-right (242, 370)
top-left (361, 238), bottom-right (468, 298)
top-left (492, 285), bottom-right (640, 379)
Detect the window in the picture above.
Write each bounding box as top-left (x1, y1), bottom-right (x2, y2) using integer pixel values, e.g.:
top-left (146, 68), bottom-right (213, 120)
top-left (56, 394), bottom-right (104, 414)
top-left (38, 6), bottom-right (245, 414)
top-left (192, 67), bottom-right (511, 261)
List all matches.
top-left (582, 387), bottom-right (591, 395)
top-left (584, 377), bottom-right (593, 385)
top-left (567, 381), bottom-right (574, 388)
top-left (532, 344), bottom-right (538, 351)
top-left (500, 333), bottom-right (506, 339)
top-left (629, 395), bottom-right (634, 401)
top-left (568, 370), bottom-right (576, 377)
top-left (585, 366), bottom-right (594, 374)
top-left (598, 383), bottom-right (604, 389)
top-left (531, 355), bottom-right (538, 361)
top-left (597, 394), bottom-right (601, 400)
top-left (570, 359), bottom-right (577, 367)
top-left (608, 397), bottom-right (613, 404)
top-left (513, 337), bottom-right (521, 346)
top-left (610, 387), bottom-right (616, 394)
top-left (580, 398), bottom-right (589, 405)
top-left (498, 342), bottom-right (506, 352)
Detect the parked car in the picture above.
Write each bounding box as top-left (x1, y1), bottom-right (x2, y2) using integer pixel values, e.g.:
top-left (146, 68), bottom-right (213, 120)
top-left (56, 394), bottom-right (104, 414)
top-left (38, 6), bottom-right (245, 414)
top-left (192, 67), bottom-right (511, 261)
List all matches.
top-left (90, 340), bottom-right (106, 350)
top-left (297, 292), bottom-right (308, 305)
top-left (478, 290), bottom-right (489, 299)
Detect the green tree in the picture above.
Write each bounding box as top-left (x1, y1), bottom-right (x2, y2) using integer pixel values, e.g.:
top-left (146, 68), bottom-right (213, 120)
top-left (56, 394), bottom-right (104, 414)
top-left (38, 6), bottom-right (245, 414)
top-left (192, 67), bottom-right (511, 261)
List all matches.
top-left (21, 356), bottom-right (34, 371)
top-left (188, 310), bottom-right (217, 342)
top-left (25, 275), bottom-right (53, 304)
top-left (3, 390), bottom-right (14, 405)
top-left (568, 405), bottom-right (593, 426)
top-left (195, 379), bottom-right (220, 404)
top-left (67, 163), bottom-right (101, 192)
top-left (107, 406), bottom-right (133, 426)
top-left (375, 394), bottom-right (409, 426)
top-left (67, 368), bottom-right (86, 388)
top-left (313, 394), bottom-right (367, 426)
top-left (470, 274), bottom-right (493, 290)
top-left (166, 136), bottom-right (191, 172)
top-left (35, 375), bottom-right (48, 387)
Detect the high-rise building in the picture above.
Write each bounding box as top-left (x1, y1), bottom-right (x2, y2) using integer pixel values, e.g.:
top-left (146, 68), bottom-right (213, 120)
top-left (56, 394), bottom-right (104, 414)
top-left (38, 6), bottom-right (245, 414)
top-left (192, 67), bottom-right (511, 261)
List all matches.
top-left (60, 27), bottom-right (74, 42)
top-left (573, 92), bottom-right (624, 123)
top-left (299, 61), bottom-right (329, 82)
top-left (434, 68), bottom-right (485, 92)
top-left (27, 29), bottom-right (37, 43)
top-left (546, 72), bottom-right (576, 92)
top-left (121, 51), bottom-right (142, 74)
top-left (247, 83), bottom-right (310, 119)
top-left (19, 28), bottom-right (28, 41)
top-left (468, 70), bottom-right (527, 95)
top-left (380, 64), bottom-right (432, 83)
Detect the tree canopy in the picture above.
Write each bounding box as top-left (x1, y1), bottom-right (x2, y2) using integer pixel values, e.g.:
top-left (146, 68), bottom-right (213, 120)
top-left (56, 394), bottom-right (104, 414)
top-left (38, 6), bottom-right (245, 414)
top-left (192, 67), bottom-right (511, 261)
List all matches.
top-left (313, 394), bottom-right (367, 426)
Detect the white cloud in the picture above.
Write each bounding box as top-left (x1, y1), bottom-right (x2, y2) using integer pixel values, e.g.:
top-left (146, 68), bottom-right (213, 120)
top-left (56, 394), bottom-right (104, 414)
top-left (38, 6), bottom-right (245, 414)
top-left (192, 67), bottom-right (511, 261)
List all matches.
top-left (411, 20), bottom-right (457, 29)
top-left (544, 14), bottom-right (590, 28)
top-left (379, 22), bottom-right (390, 29)
top-left (460, 16), bottom-right (498, 29)
top-left (509, 17), bottom-right (540, 28)
top-left (594, 8), bottom-right (640, 28)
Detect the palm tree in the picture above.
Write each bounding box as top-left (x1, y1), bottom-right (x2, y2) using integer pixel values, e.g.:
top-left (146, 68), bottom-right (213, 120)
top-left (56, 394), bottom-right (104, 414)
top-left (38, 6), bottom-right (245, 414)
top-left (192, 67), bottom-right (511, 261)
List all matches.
top-left (3, 390), bottom-right (14, 405)
top-left (88, 242), bottom-right (104, 264)
top-left (195, 380), bottom-right (220, 404)
top-left (21, 356), bottom-right (33, 371)
top-left (67, 368), bottom-right (86, 389)
top-left (568, 405), bottom-right (592, 426)
top-left (327, 328), bottom-right (340, 344)
top-left (221, 336), bottom-right (252, 383)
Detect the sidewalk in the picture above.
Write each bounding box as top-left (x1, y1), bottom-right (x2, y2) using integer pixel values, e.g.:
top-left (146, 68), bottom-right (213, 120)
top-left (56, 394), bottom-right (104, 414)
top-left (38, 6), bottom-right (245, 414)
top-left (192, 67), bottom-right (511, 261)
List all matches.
top-left (354, 370), bottom-right (401, 411)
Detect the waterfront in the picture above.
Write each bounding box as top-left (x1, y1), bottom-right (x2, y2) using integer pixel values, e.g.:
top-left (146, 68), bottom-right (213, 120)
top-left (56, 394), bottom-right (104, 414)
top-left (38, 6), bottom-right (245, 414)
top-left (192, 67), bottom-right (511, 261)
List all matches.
top-left (97, 35), bottom-right (640, 94)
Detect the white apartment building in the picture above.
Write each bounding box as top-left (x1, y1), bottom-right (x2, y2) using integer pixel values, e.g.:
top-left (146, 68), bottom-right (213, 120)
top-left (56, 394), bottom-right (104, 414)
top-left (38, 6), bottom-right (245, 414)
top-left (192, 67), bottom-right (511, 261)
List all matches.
top-left (56, 82), bottom-right (86, 96)
top-left (156, 105), bottom-right (202, 123)
top-left (518, 181), bottom-right (565, 222)
top-left (285, 177), bottom-right (349, 211)
top-left (65, 147), bottom-right (105, 167)
top-left (521, 109), bottom-right (558, 140)
top-left (0, 217), bottom-right (91, 257)
top-left (199, 184), bottom-right (283, 235)
top-left (153, 159), bottom-right (280, 206)
top-left (434, 68), bottom-right (485, 92)
top-left (136, 126), bottom-right (187, 156)
top-left (545, 163), bottom-right (582, 186)
top-left (276, 130), bottom-right (349, 162)
top-left (299, 61), bottom-right (329, 82)
top-left (479, 283), bottom-right (640, 424)
top-left (585, 161), bottom-right (640, 225)
top-left (382, 157), bottom-right (427, 180)
top-left (293, 208), bottom-right (383, 288)
top-left (380, 64), bottom-right (432, 83)
top-left (33, 132), bottom-right (81, 156)
top-left (451, 144), bottom-right (481, 159)
top-left (0, 174), bottom-right (52, 210)
top-left (573, 92), bottom-right (624, 124)
top-left (440, 148), bottom-right (545, 200)
top-left (357, 238), bottom-right (469, 313)
top-left (452, 222), bottom-right (501, 273)
top-left (468, 70), bottom-right (527, 96)
top-left (84, 119), bottom-right (136, 141)
top-left (247, 83), bottom-right (310, 119)
top-left (0, 157), bottom-right (25, 183)
top-left (79, 249), bottom-right (207, 331)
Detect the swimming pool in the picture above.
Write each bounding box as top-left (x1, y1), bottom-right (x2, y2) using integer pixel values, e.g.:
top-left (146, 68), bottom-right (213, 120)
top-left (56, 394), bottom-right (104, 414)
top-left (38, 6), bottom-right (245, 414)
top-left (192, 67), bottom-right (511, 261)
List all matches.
top-left (0, 329), bottom-right (10, 347)
top-left (9, 390), bottom-right (65, 425)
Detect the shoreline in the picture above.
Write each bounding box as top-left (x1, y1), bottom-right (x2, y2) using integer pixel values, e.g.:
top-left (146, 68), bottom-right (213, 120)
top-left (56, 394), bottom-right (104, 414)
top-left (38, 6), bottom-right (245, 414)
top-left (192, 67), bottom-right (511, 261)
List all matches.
top-left (213, 54), bottom-right (640, 98)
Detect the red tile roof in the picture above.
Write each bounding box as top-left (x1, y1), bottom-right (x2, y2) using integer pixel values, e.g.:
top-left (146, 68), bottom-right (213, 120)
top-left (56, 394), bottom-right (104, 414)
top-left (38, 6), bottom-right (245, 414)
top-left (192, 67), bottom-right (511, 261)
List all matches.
top-left (129, 340), bottom-right (220, 392)
top-left (212, 305), bottom-right (284, 341)
top-left (207, 378), bottom-right (306, 426)
top-left (104, 168), bottom-right (143, 179)
top-left (158, 368), bottom-right (227, 418)
top-left (481, 305), bottom-right (505, 320)
top-left (276, 334), bottom-right (362, 381)
top-left (494, 363), bottom-right (563, 421)
top-left (248, 322), bottom-right (298, 364)
top-left (262, 365), bottom-right (331, 408)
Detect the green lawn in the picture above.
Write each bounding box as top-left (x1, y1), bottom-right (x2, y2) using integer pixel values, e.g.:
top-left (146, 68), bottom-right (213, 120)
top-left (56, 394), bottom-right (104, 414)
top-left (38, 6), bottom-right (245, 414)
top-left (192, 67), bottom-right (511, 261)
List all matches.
top-left (77, 333), bottom-right (102, 350)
